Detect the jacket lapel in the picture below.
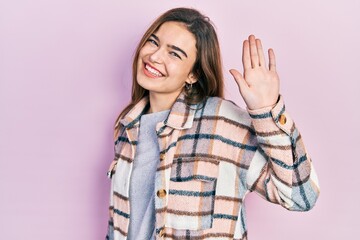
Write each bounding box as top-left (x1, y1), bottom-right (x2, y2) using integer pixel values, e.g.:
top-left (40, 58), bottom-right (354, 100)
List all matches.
top-left (116, 91), bottom-right (199, 159)
top-left (156, 92), bottom-right (197, 136)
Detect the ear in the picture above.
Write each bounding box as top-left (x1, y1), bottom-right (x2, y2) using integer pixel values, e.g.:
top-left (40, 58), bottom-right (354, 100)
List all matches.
top-left (186, 73), bottom-right (198, 84)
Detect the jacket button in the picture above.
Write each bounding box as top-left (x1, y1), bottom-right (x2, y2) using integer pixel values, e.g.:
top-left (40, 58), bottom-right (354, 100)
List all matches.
top-left (160, 153), bottom-right (165, 161)
top-left (279, 114), bottom-right (287, 125)
top-left (157, 189), bottom-right (167, 198)
top-left (159, 229), bottom-right (165, 237)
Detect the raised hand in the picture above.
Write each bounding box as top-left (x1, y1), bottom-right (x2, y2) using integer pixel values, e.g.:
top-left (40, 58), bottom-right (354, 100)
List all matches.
top-left (229, 35), bottom-right (280, 110)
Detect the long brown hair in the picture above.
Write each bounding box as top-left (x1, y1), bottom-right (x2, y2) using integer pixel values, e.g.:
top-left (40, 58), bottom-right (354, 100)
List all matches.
top-left (117, 7), bottom-right (224, 122)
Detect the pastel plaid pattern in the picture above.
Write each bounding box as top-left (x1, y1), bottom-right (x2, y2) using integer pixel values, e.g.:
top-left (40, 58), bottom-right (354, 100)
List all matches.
top-left (106, 92), bottom-right (320, 240)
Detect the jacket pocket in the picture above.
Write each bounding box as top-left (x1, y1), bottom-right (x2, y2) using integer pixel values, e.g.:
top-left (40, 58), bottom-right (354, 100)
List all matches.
top-left (165, 156), bottom-right (219, 231)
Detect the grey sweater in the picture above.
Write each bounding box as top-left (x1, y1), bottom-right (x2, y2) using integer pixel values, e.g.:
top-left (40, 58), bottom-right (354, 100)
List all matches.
top-left (127, 109), bottom-right (170, 240)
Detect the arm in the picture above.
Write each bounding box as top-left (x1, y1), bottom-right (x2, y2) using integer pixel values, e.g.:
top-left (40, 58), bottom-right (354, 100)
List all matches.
top-left (246, 95), bottom-right (320, 211)
top-left (230, 35), bottom-right (320, 211)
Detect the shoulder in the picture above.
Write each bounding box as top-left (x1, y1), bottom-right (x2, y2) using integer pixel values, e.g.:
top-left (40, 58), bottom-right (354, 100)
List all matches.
top-left (199, 96), bottom-right (252, 127)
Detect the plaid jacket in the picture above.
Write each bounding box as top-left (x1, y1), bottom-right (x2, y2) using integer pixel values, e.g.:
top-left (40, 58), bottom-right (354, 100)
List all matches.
top-left (106, 92), bottom-right (320, 240)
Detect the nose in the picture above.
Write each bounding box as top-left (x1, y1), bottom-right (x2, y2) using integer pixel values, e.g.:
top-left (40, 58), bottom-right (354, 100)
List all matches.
top-left (149, 47), bottom-right (164, 63)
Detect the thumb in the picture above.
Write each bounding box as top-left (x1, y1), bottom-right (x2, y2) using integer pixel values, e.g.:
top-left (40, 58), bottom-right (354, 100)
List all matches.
top-left (229, 69), bottom-right (248, 92)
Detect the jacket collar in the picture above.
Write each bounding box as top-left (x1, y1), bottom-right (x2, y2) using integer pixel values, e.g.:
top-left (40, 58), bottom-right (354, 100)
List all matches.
top-left (118, 91), bottom-right (198, 130)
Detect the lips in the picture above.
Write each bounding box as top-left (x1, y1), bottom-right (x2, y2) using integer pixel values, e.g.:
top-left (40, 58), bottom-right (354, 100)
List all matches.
top-left (143, 62), bottom-right (165, 78)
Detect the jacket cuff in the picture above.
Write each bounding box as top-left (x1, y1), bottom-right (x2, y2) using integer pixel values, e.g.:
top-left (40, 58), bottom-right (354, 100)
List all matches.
top-left (247, 95), bottom-right (293, 136)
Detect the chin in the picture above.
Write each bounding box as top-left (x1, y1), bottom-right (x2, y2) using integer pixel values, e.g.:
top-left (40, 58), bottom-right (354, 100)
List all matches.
top-left (136, 75), bottom-right (156, 92)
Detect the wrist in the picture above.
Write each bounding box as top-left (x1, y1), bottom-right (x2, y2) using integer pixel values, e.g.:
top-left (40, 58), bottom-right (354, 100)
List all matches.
top-left (247, 95), bottom-right (279, 111)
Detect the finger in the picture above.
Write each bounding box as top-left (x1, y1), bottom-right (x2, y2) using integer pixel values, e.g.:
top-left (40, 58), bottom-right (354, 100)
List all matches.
top-left (249, 35), bottom-right (259, 68)
top-left (242, 40), bottom-right (251, 70)
top-left (268, 48), bottom-right (276, 72)
top-left (256, 39), bottom-right (266, 68)
top-left (229, 69), bottom-right (249, 91)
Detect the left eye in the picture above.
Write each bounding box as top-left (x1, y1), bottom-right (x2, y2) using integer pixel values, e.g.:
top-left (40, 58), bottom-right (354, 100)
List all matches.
top-left (170, 52), bottom-right (181, 59)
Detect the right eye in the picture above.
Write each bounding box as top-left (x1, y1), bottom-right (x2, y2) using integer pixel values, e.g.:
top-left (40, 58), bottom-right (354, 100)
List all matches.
top-left (147, 39), bottom-right (158, 46)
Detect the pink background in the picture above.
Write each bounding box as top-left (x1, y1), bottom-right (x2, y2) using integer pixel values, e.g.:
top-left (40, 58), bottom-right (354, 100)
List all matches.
top-left (0, 0), bottom-right (359, 239)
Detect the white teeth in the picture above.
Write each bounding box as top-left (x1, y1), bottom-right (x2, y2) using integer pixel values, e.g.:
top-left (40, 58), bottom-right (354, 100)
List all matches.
top-left (145, 64), bottom-right (163, 77)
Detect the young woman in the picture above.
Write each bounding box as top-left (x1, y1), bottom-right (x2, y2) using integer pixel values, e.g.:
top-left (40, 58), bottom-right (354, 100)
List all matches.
top-left (106, 7), bottom-right (320, 240)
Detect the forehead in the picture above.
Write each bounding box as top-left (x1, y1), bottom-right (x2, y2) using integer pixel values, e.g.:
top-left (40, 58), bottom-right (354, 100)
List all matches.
top-left (154, 21), bottom-right (197, 55)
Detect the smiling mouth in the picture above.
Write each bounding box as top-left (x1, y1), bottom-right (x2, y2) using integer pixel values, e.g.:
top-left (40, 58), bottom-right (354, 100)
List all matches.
top-left (144, 63), bottom-right (165, 78)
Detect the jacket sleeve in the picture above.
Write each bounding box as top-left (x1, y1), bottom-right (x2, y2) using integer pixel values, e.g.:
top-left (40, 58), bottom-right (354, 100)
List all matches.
top-left (246, 95), bottom-right (320, 211)
top-left (105, 220), bottom-right (114, 240)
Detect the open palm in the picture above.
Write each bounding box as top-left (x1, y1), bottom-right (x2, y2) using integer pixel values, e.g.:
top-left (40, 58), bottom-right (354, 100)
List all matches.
top-left (230, 35), bottom-right (279, 110)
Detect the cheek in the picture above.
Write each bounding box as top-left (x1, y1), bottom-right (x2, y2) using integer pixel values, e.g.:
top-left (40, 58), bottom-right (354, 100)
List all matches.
top-left (169, 61), bottom-right (189, 76)
top-left (175, 63), bottom-right (193, 81)
top-left (137, 47), bottom-right (148, 62)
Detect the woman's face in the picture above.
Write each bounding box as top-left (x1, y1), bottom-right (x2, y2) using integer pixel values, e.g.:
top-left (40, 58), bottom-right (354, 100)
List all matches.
top-left (136, 21), bottom-right (197, 100)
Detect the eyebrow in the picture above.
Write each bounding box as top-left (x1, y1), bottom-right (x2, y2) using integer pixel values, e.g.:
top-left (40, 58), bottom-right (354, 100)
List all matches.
top-left (150, 34), bottom-right (188, 58)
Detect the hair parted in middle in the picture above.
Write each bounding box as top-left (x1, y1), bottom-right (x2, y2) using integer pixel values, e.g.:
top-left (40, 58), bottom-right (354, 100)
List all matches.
top-left (118, 7), bottom-right (224, 119)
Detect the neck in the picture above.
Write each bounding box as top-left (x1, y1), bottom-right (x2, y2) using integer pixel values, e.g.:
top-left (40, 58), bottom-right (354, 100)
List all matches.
top-left (148, 91), bottom-right (180, 113)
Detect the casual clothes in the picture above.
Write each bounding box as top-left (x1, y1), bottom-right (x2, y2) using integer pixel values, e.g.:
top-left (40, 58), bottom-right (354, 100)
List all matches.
top-left (106, 92), bottom-right (320, 240)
